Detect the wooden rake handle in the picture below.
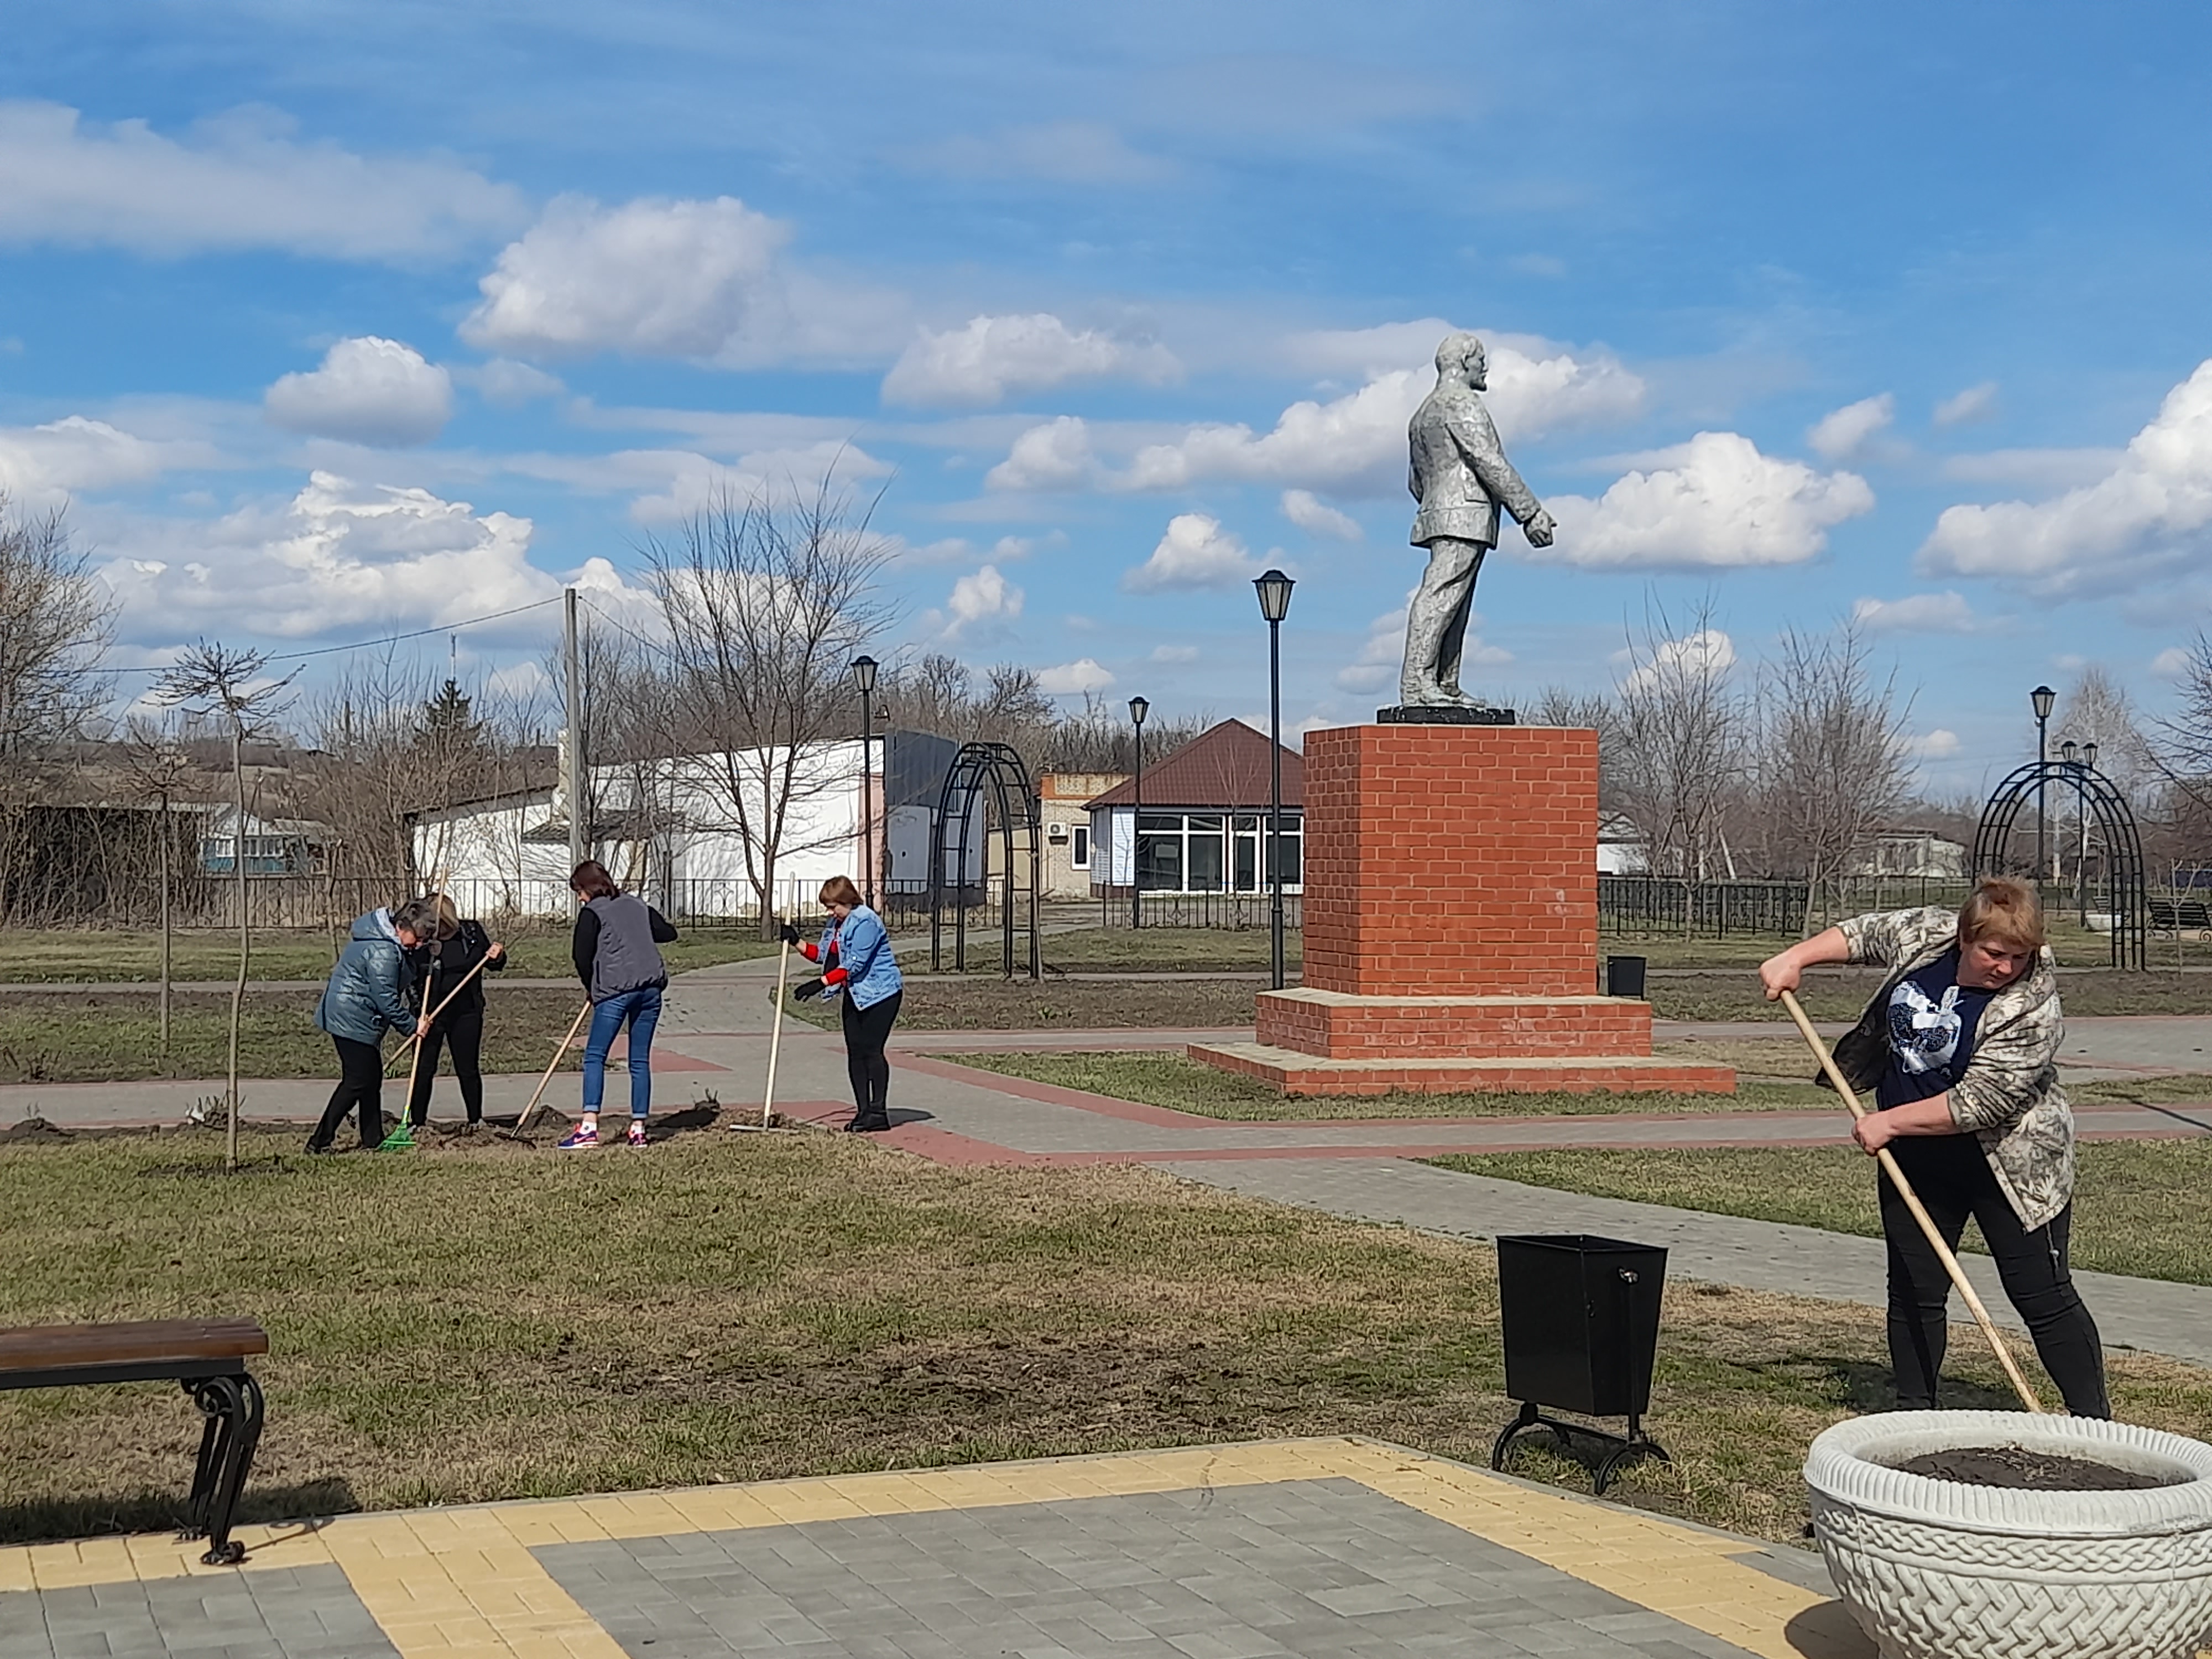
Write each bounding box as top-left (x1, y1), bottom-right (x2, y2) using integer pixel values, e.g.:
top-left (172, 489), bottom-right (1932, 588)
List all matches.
top-left (1777, 988), bottom-right (2046, 1413)
top-left (515, 1002), bottom-right (594, 1134)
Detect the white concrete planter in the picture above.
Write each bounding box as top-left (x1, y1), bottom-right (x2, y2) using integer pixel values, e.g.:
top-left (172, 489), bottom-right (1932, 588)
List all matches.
top-left (1806, 1411), bottom-right (2212, 1659)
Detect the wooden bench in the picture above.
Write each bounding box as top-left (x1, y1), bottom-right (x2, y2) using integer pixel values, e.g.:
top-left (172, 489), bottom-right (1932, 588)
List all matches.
top-left (0, 1318), bottom-right (268, 1563)
top-left (2150, 898), bottom-right (2212, 937)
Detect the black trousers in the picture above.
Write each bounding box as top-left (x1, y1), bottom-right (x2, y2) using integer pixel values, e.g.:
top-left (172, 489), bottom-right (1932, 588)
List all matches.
top-left (1881, 1133), bottom-right (2109, 1417)
top-left (312, 1036), bottom-right (387, 1149)
top-left (841, 990), bottom-right (901, 1124)
top-left (406, 1004), bottom-right (484, 1125)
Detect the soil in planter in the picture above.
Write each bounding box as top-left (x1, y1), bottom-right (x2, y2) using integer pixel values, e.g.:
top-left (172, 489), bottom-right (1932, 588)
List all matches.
top-left (1892, 1445), bottom-right (2183, 1491)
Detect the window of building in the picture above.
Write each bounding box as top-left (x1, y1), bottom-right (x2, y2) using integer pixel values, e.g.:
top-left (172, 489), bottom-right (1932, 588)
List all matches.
top-left (1134, 811), bottom-right (1301, 893)
top-left (1071, 824), bottom-right (1089, 869)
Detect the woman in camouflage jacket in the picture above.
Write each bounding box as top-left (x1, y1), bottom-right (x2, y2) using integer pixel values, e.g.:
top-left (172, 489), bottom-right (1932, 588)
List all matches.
top-left (1759, 878), bottom-right (2106, 1416)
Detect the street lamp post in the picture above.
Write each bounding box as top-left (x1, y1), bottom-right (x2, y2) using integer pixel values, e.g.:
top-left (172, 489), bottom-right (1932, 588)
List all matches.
top-left (852, 655), bottom-right (878, 909)
top-left (1128, 696), bottom-right (1149, 928)
top-left (1253, 569), bottom-right (1295, 992)
top-left (2032, 685), bottom-right (2056, 883)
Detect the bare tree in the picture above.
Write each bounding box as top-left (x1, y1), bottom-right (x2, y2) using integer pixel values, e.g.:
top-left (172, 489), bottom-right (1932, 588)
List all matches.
top-left (118, 722), bottom-right (197, 1061)
top-left (1610, 599), bottom-right (1745, 884)
top-left (155, 643), bottom-right (299, 1168)
top-left (1752, 622), bottom-right (1913, 932)
top-left (0, 498), bottom-right (116, 916)
top-left (645, 476), bottom-right (893, 933)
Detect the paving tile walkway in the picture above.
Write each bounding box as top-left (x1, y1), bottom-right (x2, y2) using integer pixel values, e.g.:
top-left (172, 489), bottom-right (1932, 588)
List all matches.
top-left (0, 1438), bottom-right (1870, 1659)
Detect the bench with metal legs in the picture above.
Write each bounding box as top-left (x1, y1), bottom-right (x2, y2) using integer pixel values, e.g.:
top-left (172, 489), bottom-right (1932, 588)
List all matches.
top-left (1, 1319), bottom-right (270, 1564)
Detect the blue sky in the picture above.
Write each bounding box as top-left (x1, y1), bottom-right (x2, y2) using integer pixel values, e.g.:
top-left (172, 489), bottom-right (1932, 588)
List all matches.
top-left (4, 2), bottom-right (2210, 793)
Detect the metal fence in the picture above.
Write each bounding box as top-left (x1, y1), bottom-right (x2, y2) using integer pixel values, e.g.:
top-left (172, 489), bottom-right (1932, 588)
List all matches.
top-left (1095, 891), bottom-right (1304, 931)
top-left (1597, 875), bottom-right (1976, 937)
top-left (159, 874), bottom-right (818, 931)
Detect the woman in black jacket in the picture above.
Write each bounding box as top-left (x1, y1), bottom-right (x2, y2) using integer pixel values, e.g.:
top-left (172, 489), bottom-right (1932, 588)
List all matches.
top-left (405, 895), bottom-right (507, 1130)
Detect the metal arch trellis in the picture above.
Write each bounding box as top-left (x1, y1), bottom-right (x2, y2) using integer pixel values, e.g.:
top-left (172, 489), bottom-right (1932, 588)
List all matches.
top-left (928, 742), bottom-right (1042, 980)
top-left (1971, 760), bottom-right (2146, 971)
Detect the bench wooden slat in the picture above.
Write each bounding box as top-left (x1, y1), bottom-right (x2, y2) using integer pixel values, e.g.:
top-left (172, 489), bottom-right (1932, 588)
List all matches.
top-left (0, 1319), bottom-right (268, 1374)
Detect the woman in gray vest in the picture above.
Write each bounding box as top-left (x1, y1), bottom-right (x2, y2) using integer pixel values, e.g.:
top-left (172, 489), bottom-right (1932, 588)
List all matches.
top-left (559, 860), bottom-right (679, 1150)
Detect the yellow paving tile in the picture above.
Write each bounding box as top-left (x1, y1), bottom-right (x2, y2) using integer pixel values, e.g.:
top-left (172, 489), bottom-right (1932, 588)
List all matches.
top-left (0, 1548), bottom-right (32, 1594)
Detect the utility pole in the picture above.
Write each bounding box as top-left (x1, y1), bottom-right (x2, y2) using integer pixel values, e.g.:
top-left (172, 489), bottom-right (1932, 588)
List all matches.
top-left (565, 587), bottom-right (585, 894)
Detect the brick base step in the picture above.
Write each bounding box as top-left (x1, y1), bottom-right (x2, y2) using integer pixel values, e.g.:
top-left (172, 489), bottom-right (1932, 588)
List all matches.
top-left (1256, 987), bottom-right (1651, 1059)
top-left (1188, 1040), bottom-right (1738, 1098)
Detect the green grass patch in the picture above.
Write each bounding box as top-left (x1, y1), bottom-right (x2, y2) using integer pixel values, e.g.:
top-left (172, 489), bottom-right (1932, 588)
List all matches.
top-left (4, 1124), bottom-right (2211, 1550)
top-left (0, 989), bottom-right (592, 1083)
top-left (942, 1050), bottom-right (1824, 1118)
top-left (0, 927), bottom-right (778, 985)
top-left (1646, 968), bottom-right (2212, 1022)
top-left (787, 977), bottom-right (1268, 1032)
top-left (1428, 1139), bottom-right (2212, 1287)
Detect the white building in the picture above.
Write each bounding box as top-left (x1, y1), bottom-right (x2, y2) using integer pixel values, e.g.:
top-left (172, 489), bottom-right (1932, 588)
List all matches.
top-left (410, 730), bottom-right (974, 920)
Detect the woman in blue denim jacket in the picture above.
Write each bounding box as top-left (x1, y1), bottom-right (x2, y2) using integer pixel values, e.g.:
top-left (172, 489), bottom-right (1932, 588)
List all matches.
top-left (783, 874), bottom-right (903, 1132)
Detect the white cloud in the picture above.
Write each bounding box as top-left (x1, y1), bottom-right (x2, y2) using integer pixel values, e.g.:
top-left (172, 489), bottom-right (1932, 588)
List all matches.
top-left (95, 471), bottom-right (575, 642)
top-left (1104, 326), bottom-right (1642, 500)
top-left (461, 195), bottom-right (903, 366)
top-left (0, 414), bottom-right (218, 504)
top-left (459, 359), bottom-right (567, 406)
top-left (264, 336), bottom-right (452, 446)
top-left (503, 438), bottom-right (890, 524)
top-left (985, 415), bottom-right (1095, 491)
top-left (1850, 592), bottom-right (1979, 634)
top-left (939, 562), bottom-right (1024, 639)
top-left (881, 314), bottom-right (1178, 407)
top-left (1910, 729), bottom-right (1962, 759)
top-left (1151, 643), bottom-right (1200, 663)
top-left (1919, 359), bottom-right (2212, 594)
top-left (2152, 646), bottom-right (2193, 680)
top-left (1280, 488), bottom-right (1361, 540)
top-left (0, 100), bottom-right (525, 259)
top-left (1934, 382), bottom-right (1999, 427)
top-left (1123, 513), bottom-right (1270, 593)
top-left (1037, 657), bottom-right (1115, 694)
top-left (1541, 432), bottom-right (1874, 569)
top-left (1620, 629), bottom-right (1736, 695)
top-left (1808, 393), bottom-right (1895, 462)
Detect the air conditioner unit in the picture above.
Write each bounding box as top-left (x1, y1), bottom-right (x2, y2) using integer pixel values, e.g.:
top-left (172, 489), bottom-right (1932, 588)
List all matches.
top-left (1047, 822), bottom-right (1068, 840)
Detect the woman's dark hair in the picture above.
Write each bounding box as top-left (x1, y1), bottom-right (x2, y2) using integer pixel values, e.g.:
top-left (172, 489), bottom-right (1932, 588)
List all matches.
top-left (570, 860), bottom-right (619, 901)
top-left (819, 875), bottom-right (862, 908)
top-left (390, 896), bottom-right (444, 942)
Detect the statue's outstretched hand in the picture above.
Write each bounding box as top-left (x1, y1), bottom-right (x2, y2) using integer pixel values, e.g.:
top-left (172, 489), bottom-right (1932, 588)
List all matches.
top-left (1524, 507), bottom-right (1557, 548)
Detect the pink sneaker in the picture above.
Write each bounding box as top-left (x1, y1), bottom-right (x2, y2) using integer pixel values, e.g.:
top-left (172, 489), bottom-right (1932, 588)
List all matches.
top-left (556, 1123), bottom-right (599, 1150)
top-left (625, 1120), bottom-right (649, 1147)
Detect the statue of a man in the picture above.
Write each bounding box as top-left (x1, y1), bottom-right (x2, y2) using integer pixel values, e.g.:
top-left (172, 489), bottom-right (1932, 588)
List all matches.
top-left (1401, 332), bottom-right (1555, 707)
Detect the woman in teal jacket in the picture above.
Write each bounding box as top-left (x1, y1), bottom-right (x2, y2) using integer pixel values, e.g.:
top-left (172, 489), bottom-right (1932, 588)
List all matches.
top-left (308, 897), bottom-right (440, 1152)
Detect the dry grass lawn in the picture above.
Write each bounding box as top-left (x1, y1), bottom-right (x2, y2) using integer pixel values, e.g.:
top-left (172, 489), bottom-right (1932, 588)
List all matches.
top-left (6, 1124), bottom-right (2212, 1553)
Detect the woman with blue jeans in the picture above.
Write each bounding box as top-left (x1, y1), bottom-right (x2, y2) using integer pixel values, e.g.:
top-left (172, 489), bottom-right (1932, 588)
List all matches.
top-left (785, 875), bottom-right (903, 1132)
top-left (560, 860), bottom-right (679, 1150)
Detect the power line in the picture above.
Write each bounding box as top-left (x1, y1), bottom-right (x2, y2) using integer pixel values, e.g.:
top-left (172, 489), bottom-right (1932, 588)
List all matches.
top-left (93, 596), bottom-right (566, 676)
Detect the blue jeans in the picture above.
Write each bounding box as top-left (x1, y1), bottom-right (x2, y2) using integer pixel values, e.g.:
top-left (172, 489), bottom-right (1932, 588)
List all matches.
top-left (582, 985), bottom-right (662, 1118)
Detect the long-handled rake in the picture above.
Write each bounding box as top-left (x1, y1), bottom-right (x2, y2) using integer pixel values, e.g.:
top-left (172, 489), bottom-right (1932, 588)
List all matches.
top-left (728, 936), bottom-right (796, 1133)
top-left (1778, 987), bottom-right (2046, 1413)
top-left (498, 1001), bottom-right (593, 1143)
top-left (377, 959), bottom-right (438, 1151)
top-left (378, 954), bottom-right (497, 1150)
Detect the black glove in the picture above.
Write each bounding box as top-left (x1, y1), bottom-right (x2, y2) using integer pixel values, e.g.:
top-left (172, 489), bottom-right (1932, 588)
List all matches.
top-left (794, 977), bottom-right (826, 1001)
top-left (778, 919), bottom-right (802, 946)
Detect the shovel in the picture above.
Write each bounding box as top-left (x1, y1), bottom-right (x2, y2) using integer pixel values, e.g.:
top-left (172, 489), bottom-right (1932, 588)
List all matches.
top-left (1778, 988), bottom-right (2046, 1413)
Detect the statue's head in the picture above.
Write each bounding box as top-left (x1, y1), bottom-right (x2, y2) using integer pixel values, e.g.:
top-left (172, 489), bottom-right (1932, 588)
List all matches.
top-left (1436, 331), bottom-right (1488, 392)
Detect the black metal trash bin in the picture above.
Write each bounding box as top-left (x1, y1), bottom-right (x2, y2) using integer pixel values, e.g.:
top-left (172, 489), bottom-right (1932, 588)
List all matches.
top-left (1604, 954), bottom-right (1647, 999)
top-left (1492, 1233), bottom-right (1670, 1493)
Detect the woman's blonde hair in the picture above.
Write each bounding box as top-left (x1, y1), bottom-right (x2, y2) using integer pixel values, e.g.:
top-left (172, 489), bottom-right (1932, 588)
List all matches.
top-left (1958, 876), bottom-right (2046, 953)
top-left (818, 875), bottom-right (862, 908)
top-left (433, 894), bottom-right (461, 941)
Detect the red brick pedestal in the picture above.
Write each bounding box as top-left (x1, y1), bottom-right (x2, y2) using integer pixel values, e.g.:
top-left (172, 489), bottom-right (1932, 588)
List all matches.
top-left (1188, 723), bottom-right (1735, 1097)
